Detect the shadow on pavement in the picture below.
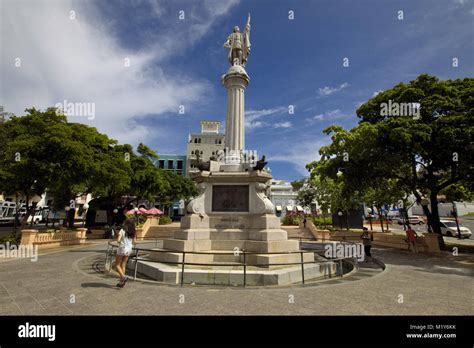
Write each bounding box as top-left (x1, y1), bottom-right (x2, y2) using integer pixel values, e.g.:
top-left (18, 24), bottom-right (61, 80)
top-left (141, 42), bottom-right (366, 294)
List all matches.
top-left (374, 247), bottom-right (474, 277)
top-left (81, 282), bottom-right (120, 290)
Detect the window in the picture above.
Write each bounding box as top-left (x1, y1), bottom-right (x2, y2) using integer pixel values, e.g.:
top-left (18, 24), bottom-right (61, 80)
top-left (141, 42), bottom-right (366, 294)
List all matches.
top-left (167, 160), bottom-right (173, 169)
top-left (158, 160), bottom-right (165, 169)
top-left (198, 138), bottom-right (201, 144)
top-left (194, 138), bottom-right (197, 143)
top-left (177, 160), bottom-right (183, 170)
top-left (218, 139), bottom-right (222, 144)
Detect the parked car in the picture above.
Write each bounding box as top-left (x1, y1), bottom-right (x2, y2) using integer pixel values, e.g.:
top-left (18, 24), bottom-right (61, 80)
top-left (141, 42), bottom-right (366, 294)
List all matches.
top-left (397, 216), bottom-right (425, 225)
top-left (439, 220), bottom-right (472, 239)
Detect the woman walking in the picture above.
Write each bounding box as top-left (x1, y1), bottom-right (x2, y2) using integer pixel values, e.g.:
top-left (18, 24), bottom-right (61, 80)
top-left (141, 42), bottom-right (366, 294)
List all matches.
top-left (115, 219), bottom-right (136, 288)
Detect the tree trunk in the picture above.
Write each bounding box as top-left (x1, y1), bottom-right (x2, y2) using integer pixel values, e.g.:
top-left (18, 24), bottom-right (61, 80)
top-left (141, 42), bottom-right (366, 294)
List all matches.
top-left (14, 193), bottom-right (20, 239)
top-left (378, 206), bottom-right (384, 232)
top-left (429, 191), bottom-right (446, 249)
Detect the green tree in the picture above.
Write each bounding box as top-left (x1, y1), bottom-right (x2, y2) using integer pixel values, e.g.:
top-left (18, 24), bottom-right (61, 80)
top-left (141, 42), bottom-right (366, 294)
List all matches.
top-left (308, 74), bottom-right (473, 241)
top-left (0, 108), bottom-right (134, 230)
top-left (290, 179), bottom-right (305, 192)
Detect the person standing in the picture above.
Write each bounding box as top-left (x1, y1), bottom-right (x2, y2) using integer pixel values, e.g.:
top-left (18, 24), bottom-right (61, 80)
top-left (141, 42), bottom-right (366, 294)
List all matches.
top-left (361, 227), bottom-right (372, 262)
top-left (115, 219), bottom-right (136, 288)
top-left (406, 226), bottom-right (418, 253)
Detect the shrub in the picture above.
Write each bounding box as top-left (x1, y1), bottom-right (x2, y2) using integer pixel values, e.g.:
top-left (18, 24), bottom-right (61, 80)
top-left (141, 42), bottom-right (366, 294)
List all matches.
top-left (312, 216), bottom-right (332, 227)
top-left (159, 215), bottom-right (172, 225)
top-left (0, 233), bottom-right (19, 245)
top-left (126, 215), bottom-right (147, 228)
top-left (281, 212), bottom-right (303, 226)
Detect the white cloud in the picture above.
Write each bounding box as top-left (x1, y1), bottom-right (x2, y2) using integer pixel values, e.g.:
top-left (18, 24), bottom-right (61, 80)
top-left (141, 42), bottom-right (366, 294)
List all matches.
top-left (246, 107), bottom-right (287, 121)
top-left (1, 0), bottom-right (239, 145)
top-left (308, 109), bottom-right (350, 123)
top-left (245, 106), bottom-right (287, 130)
top-left (318, 82), bottom-right (349, 96)
top-left (273, 121), bottom-right (292, 128)
top-left (247, 120), bottom-right (264, 129)
top-left (372, 90), bottom-right (383, 97)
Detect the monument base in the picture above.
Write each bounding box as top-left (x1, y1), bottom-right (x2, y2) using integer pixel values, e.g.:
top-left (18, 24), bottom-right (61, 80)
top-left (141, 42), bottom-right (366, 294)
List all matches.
top-left (133, 168), bottom-right (336, 285)
top-left (154, 170), bottom-right (314, 267)
top-left (130, 257), bottom-right (338, 286)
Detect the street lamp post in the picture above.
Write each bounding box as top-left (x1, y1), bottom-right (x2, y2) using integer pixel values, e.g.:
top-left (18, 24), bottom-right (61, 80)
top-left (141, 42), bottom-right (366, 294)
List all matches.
top-left (82, 203), bottom-right (89, 227)
top-left (452, 201), bottom-right (462, 239)
top-left (112, 208), bottom-right (118, 225)
top-left (65, 206), bottom-right (71, 229)
top-left (337, 211), bottom-right (343, 230)
top-left (367, 208), bottom-right (373, 231)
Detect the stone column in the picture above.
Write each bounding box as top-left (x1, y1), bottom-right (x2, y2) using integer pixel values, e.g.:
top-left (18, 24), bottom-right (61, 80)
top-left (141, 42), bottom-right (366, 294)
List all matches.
top-left (222, 65), bottom-right (249, 162)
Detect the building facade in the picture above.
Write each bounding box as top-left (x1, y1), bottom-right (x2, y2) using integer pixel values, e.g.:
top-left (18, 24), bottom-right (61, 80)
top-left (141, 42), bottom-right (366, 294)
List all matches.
top-left (155, 154), bottom-right (187, 177)
top-left (186, 120), bottom-right (225, 177)
top-left (268, 179), bottom-right (301, 218)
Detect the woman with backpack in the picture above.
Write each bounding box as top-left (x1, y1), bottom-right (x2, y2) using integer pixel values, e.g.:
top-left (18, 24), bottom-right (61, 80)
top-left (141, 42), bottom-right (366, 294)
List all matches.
top-left (115, 219), bottom-right (136, 288)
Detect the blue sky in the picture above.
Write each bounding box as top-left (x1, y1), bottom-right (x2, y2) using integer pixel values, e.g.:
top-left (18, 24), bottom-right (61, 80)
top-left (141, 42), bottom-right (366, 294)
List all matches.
top-left (2, 0), bottom-right (473, 181)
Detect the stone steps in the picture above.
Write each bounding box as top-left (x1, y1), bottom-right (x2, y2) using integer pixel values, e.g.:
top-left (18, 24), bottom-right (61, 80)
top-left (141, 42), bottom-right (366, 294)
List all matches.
top-left (130, 259), bottom-right (338, 286)
top-left (148, 245), bottom-right (315, 266)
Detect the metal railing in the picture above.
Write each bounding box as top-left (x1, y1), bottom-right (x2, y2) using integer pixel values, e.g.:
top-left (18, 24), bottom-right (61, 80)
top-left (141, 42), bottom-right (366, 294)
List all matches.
top-left (105, 239), bottom-right (358, 287)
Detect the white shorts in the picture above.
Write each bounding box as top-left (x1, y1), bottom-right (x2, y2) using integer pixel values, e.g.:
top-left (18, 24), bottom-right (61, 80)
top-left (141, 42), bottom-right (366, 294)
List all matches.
top-left (117, 246), bottom-right (132, 256)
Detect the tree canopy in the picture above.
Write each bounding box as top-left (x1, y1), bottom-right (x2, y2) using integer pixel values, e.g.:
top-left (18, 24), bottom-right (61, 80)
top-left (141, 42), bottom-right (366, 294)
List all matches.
top-left (0, 107), bottom-right (197, 227)
top-left (307, 74), bottom-right (473, 236)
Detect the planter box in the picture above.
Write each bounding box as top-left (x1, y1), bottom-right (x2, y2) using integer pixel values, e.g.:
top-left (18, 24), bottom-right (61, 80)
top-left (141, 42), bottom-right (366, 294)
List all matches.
top-left (20, 228), bottom-right (87, 250)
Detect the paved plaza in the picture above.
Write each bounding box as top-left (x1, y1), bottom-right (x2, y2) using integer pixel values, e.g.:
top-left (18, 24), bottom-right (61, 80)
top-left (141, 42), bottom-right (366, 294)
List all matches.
top-left (0, 240), bottom-right (472, 315)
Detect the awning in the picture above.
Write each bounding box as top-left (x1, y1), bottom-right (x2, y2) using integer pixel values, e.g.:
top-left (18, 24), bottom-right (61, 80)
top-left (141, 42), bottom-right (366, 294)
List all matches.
top-left (286, 206), bottom-right (293, 212)
top-left (296, 206), bottom-right (303, 212)
top-left (276, 205), bottom-right (282, 211)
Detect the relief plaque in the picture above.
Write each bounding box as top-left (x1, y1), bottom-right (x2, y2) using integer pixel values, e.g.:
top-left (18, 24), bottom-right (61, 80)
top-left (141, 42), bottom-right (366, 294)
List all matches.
top-left (212, 185), bottom-right (249, 212)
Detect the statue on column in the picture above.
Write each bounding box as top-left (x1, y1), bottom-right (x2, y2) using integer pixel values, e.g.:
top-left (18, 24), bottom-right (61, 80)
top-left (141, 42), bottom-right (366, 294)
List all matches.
top-left (223, 14), bottom-right (251, 67)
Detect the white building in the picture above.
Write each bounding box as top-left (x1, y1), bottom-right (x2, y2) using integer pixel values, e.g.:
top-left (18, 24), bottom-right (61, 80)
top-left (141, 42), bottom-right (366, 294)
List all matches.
top-left (268, 179), bottom-right (302, 217)
top-left (186, 120), bottom-right (225, 177)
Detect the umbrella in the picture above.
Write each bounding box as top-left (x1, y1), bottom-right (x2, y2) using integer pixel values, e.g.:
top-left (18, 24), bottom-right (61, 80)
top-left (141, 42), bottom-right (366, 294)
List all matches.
top-left (125, 208), bottom-right (145, 215)
top-left (144, 207), bottom-right (163, 215)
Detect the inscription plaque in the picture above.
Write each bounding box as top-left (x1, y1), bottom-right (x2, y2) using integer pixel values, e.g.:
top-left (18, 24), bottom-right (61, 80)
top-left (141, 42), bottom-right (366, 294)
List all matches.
top-left (212, 185), bottom-right (249, 212)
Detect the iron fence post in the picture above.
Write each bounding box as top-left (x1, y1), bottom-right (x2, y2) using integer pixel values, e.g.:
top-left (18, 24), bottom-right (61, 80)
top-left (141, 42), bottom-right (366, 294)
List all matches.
top-left (243, 250), bottom-right (247, 288)
top-left (105, 244), bottom-right (110, 270)
top-left (339, 259), bottom-right (343, 278)
top-left (133, 248), bottom-right (139, 281)
top-left (300, 251), bottom-right (305, 284)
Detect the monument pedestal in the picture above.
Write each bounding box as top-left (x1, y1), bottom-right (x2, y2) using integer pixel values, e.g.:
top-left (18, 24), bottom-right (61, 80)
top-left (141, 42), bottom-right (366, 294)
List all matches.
top-left (151, 169), bottom-right (314, 267)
